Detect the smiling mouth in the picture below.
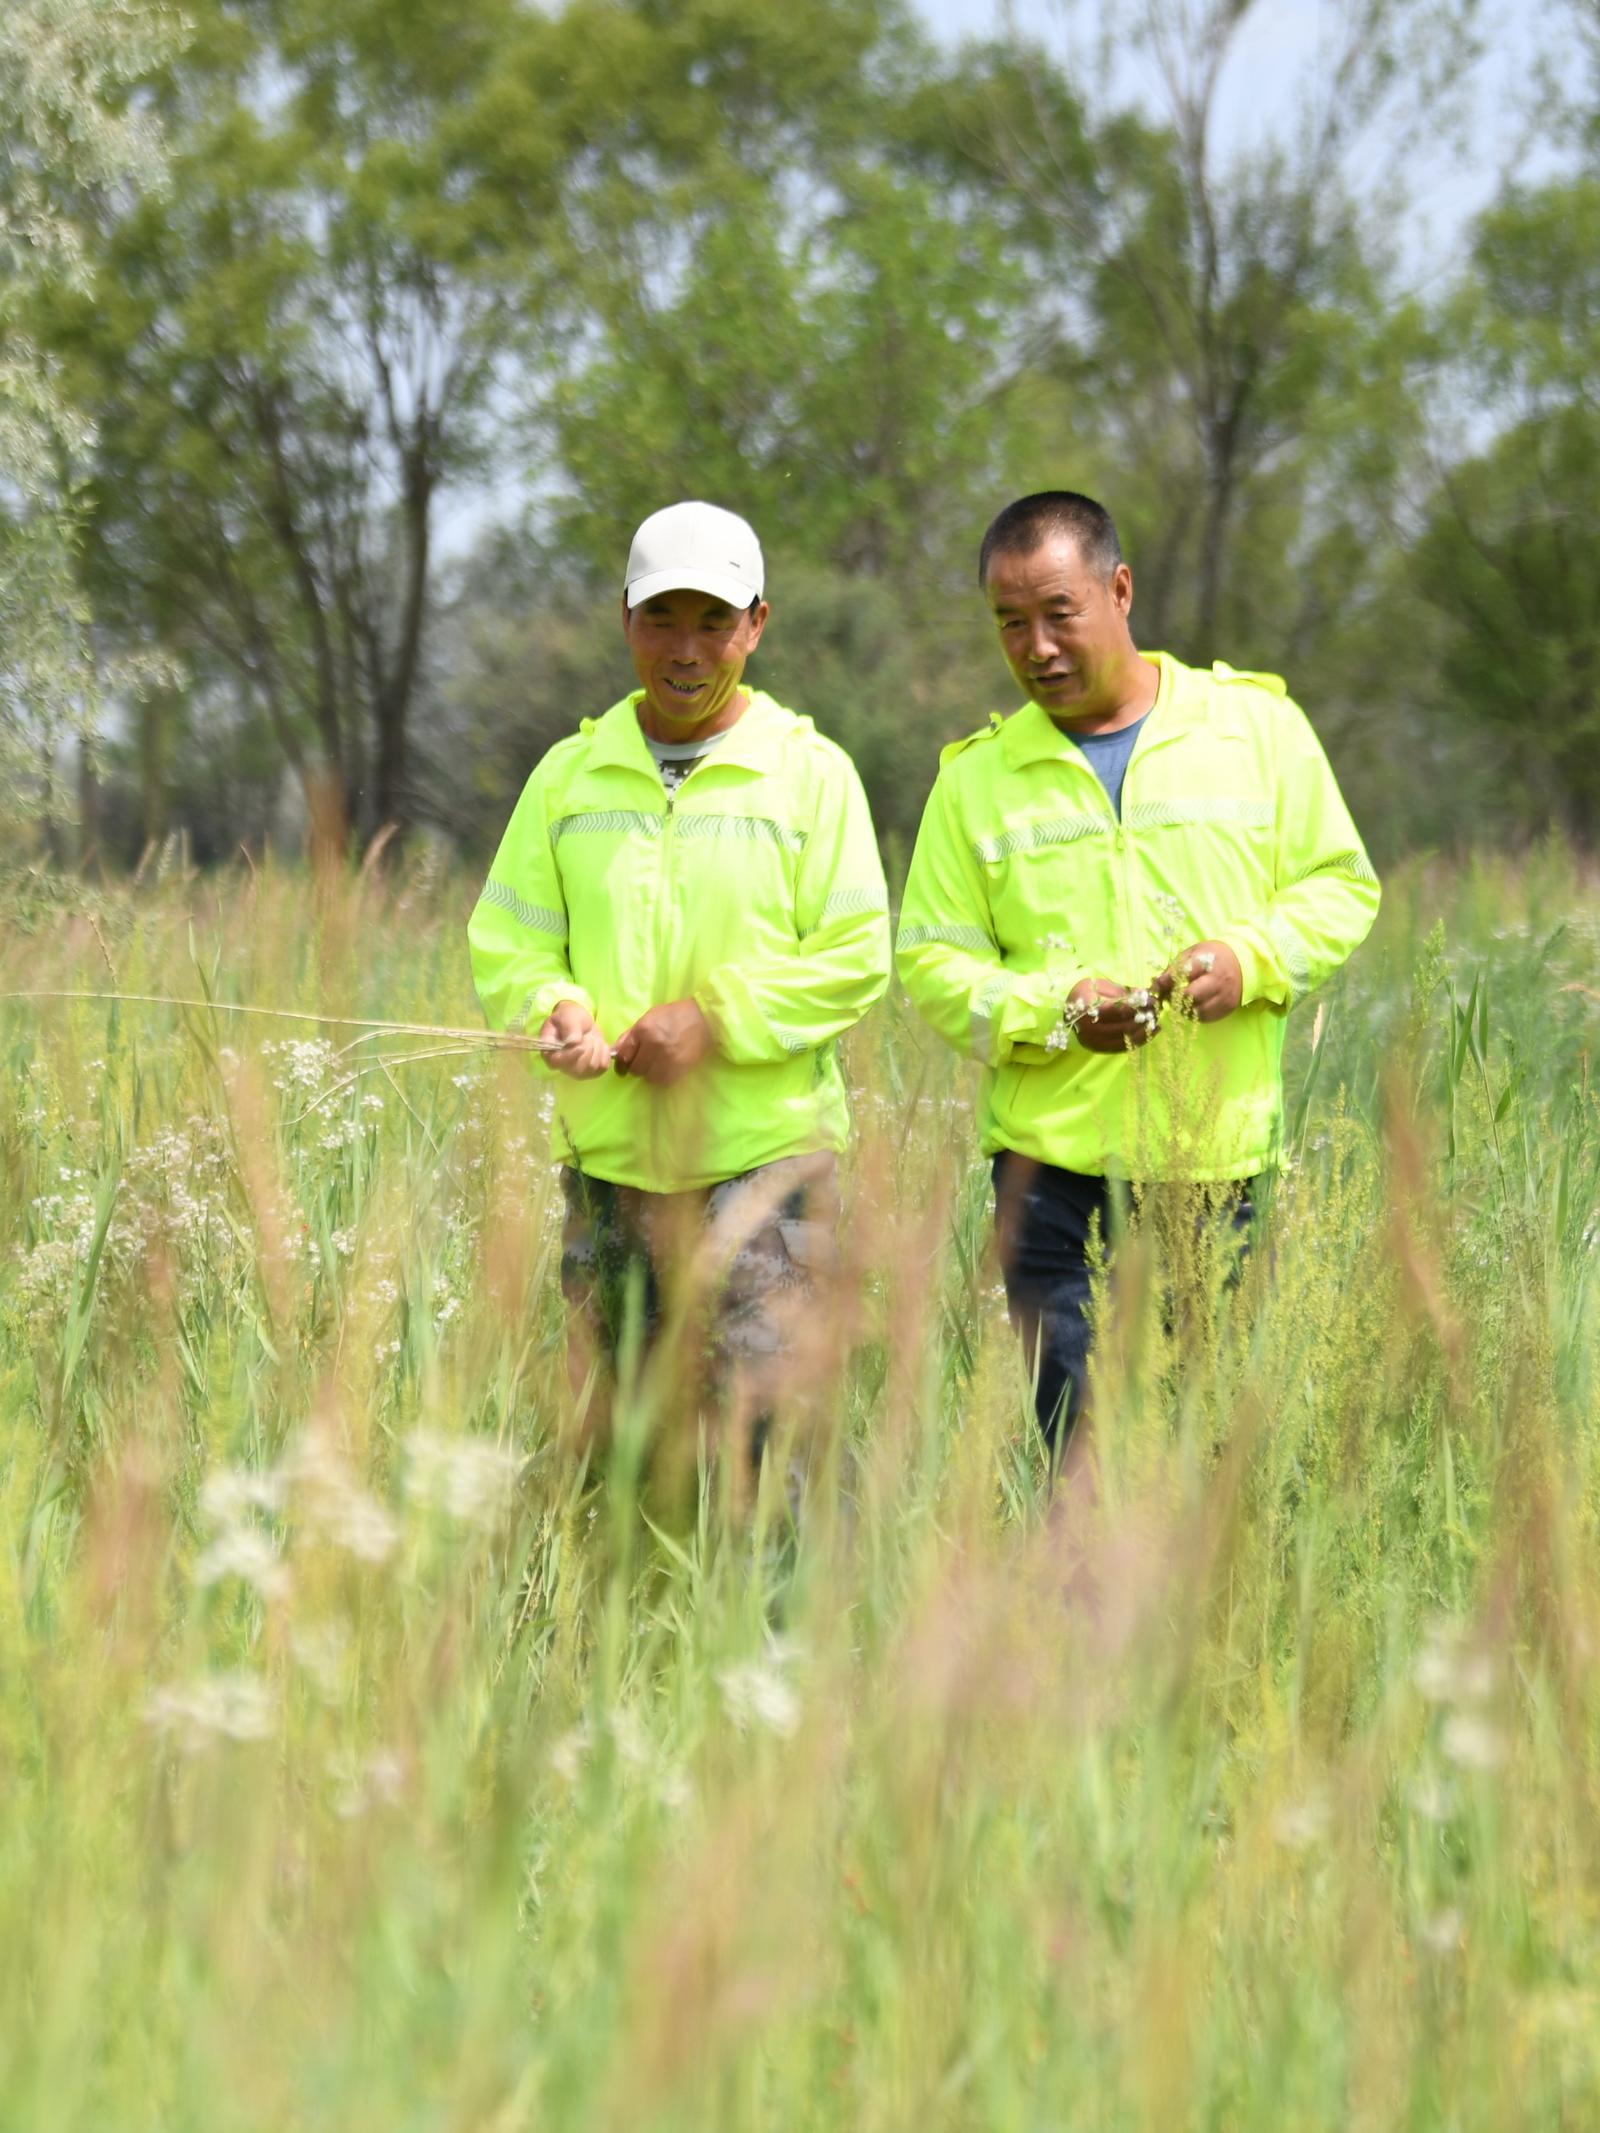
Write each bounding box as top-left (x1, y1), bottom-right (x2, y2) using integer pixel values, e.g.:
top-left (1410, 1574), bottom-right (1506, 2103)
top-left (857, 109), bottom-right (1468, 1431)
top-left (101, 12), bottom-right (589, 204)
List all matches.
top-left (662, 677), bottom-right (708, 698)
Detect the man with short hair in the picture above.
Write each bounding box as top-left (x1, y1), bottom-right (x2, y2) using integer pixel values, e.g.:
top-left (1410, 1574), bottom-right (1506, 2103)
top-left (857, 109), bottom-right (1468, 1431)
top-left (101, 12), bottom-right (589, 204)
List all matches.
top-left (470, 501), bottom-right (890, 1469)
top-left (896, 490), bottom-right (1380, 1455)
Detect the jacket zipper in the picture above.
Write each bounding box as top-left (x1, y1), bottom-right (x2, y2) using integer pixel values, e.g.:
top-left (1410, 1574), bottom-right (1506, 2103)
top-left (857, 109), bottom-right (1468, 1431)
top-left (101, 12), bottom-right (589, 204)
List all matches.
top-left (1051, 748), bottom-right (1128, 974)
top-left (1113, 753), bottom-right (1139, 982)
top-left (654, 754), bottom-right (706, 1013)
top-left (656, 783), bottom-right (677, 1011)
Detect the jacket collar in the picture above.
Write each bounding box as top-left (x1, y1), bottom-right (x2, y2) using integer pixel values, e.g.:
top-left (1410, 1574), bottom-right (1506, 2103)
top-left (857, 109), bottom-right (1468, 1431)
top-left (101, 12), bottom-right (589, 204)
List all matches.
top-left (998, 651), bottom-right (1203, 770)
top-left (584, 689), bottom-right (797, 779)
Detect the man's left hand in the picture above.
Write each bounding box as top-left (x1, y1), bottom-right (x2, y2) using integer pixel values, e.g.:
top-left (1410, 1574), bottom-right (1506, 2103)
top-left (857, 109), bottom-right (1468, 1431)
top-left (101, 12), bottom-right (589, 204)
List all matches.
top-left (1153, 941), bottom-right (1243, 1024)
top-left (613, 999), bottom-right (716, 1086)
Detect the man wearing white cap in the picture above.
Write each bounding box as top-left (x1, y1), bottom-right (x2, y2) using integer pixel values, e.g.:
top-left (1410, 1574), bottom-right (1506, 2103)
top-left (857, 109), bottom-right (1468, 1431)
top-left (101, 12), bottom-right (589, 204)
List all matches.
top-left (468, 502), bottom-right (891, 1475)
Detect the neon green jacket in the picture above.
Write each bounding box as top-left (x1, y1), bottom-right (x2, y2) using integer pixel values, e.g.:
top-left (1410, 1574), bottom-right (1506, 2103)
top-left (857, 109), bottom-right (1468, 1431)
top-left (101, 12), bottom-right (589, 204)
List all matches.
top-left (468, 690), bottom-right (890, 1192)
top-left (895, 653), bottom-right (1380, 1180)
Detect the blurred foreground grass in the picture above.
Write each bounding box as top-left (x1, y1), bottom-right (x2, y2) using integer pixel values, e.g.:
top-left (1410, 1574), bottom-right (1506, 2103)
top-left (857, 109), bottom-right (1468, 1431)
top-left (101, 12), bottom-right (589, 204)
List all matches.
top-left (1, 845), bottom-right (1598, 2132)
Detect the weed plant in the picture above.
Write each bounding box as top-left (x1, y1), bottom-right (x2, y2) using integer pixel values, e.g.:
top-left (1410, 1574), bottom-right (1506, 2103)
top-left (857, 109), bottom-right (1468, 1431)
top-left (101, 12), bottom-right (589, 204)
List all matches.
top-left (0, 845), bottom-right (1598, 2130)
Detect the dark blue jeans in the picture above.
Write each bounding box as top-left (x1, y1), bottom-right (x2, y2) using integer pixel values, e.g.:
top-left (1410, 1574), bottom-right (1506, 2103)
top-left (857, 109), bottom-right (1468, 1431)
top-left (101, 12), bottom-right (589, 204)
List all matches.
top-left (990, 1153), bottom-right (1261, 1454)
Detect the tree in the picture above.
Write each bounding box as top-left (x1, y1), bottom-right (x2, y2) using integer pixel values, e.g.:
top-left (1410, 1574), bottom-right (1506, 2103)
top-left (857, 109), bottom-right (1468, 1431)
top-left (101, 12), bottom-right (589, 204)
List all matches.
top-left (0, 0), bottom-right (178, 837)
top-left (1407, 177), bottom-right (1600, 836)
top-left (526, 0), bottom-right (1033, 600)
top-left (947, 0), bottom-right (1480, 659)
top-left (48, 0), bottom-right (542, 845)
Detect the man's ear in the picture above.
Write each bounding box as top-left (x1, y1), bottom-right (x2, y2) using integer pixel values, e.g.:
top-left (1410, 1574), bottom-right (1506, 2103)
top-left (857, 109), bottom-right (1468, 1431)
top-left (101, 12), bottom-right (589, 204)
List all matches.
top-left (744, 598), bottom-right (772, 654)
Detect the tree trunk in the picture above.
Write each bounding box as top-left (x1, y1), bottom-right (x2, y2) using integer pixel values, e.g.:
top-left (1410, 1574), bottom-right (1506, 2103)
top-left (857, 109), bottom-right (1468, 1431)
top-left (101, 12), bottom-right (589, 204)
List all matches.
top-left (139, 688), bottom-right (173, 850)
top-left (1196, 442), bottom-right (1234, 657)
top-left (76, 733), bottom-right (102, 873)
top-left (372, 457), bottom-right (434, 837)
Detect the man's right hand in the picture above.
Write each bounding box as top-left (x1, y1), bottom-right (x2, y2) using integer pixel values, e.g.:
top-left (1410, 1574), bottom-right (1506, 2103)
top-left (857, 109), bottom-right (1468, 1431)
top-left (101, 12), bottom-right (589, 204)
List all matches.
top-left (537, 1000), bottom-right (612, 1079)
top-left (1066, 977), bottom-right (1161, 1053)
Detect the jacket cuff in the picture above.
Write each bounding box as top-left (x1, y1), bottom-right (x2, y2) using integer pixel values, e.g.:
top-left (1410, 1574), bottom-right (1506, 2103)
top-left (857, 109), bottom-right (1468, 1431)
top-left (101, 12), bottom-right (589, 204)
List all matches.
top-left (992, 968), bottom-right (1091, 1061)
top-left (1214, 930), bottom-right (1287, 1012)
top-left (527, 980), bottom-right (595, 1032)
top-left (693, 964), bottom-right (787, 1066)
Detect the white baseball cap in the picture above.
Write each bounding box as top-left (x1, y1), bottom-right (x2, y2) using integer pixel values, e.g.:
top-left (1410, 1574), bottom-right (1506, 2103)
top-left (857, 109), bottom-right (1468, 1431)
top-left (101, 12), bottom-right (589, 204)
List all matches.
top-left (624, 501), bottom-right (765, 611)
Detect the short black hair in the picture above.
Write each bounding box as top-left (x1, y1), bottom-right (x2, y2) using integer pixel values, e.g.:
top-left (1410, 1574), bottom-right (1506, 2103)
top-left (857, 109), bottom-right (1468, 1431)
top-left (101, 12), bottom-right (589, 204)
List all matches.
top-left (978, 491), bottom-right (1124, 588)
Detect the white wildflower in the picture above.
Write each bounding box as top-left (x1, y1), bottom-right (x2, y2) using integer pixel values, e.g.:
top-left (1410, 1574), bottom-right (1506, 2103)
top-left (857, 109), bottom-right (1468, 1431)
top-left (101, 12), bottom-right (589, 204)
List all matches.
top-left (146, 1672), bottom-right (276, 1752)
top-left (1414, 1620), bottom-right (1494, 1705)
top-left (550, 1724), bottom-right (591, 1784)
top-left (322, 1488), bottom-right (400, 1564)
top-left (656, 1765), bottom-right (694, 1813)
top-left (275, 1040), bottom-right (337, 1092)
top-left (279, 1434), bottom-right (400, 1565)
top-left (1408, 1772), bottom-right (1456, 1824)
top-left (291, 1620), bottom-right (352, 1698)
top-left (330, 1747), bottom-right (406, 1819)
top-left (1441, 1713), bottom-right (1505, 1772)
top-left (1272, 1791), bottom-right (1330, 1850)
top-left (364, 1749), bottom-right (405, 1805)
top-left (608, 1705), bottom-right (651, 1769)
top-left (199, 1463), bottom-right (286, 1528)
top-left (194, 1525), bottom-right (291, 1603)
top-left (1418, 1907), bottom-right (1464, 1957)
top-left (404, 1430), bottom-right (523, 1531)
top-left (717, 1659), bottom-right (801, 1739)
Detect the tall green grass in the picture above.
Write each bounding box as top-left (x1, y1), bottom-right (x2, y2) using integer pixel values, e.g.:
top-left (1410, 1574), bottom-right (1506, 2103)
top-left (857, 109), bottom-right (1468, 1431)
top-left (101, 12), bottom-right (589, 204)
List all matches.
top-left (1, 845), bottom-right (1597, 2131)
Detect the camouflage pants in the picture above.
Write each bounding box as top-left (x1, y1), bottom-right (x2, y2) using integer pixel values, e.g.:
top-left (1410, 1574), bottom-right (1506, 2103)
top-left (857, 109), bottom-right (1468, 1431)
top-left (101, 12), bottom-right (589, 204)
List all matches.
top-left (559, 1152), bottom-right (840, 1420)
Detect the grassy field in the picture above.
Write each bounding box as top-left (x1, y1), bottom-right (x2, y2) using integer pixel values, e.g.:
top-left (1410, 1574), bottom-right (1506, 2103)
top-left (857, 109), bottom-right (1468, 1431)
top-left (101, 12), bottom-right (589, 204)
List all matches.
top-left (1, 845), bottom-right (1598, 2132)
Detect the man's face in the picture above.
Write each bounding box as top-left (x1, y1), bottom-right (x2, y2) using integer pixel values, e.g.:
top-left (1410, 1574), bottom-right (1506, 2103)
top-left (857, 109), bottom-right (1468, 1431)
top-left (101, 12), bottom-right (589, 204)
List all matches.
top-left (985, 535), bottom-right (1135, 721)
top-left (623, 587), bottom-right (769, 730)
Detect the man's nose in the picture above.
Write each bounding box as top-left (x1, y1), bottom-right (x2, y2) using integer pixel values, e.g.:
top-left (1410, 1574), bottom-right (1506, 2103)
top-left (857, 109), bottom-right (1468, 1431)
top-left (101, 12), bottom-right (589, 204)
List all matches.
top-left (1025, 620), bottom-right (1056, 665)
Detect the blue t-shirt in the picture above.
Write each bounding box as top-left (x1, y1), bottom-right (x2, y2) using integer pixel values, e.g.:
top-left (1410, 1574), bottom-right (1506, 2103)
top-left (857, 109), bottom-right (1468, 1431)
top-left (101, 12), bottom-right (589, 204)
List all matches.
top-left (1069, 710), bottom-right (1149, 819)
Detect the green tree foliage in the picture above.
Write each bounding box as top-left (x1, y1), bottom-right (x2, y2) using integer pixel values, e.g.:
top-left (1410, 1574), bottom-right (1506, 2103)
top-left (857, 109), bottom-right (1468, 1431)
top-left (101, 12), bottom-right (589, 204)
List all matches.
top-left (0, 0), bottom-right (178, 834)
top-left (948, 0), bottom-right (1482, 663)
top-left (534, 0), bottom-right (1031, 595)
top-left (413, 0), bottom-right (1049, 851)
top-left (48, 0), bottom-right (541, 842)
top-left (23, 0), bottom-right (1597, 864)
top-left (1409, 178), bottom-right (1600, 837)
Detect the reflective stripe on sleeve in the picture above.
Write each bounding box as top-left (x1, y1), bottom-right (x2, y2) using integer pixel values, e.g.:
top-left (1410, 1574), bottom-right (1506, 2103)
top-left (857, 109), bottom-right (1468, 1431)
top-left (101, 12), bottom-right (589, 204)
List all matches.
top-left (477, 879), bottom-right (568, 939)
